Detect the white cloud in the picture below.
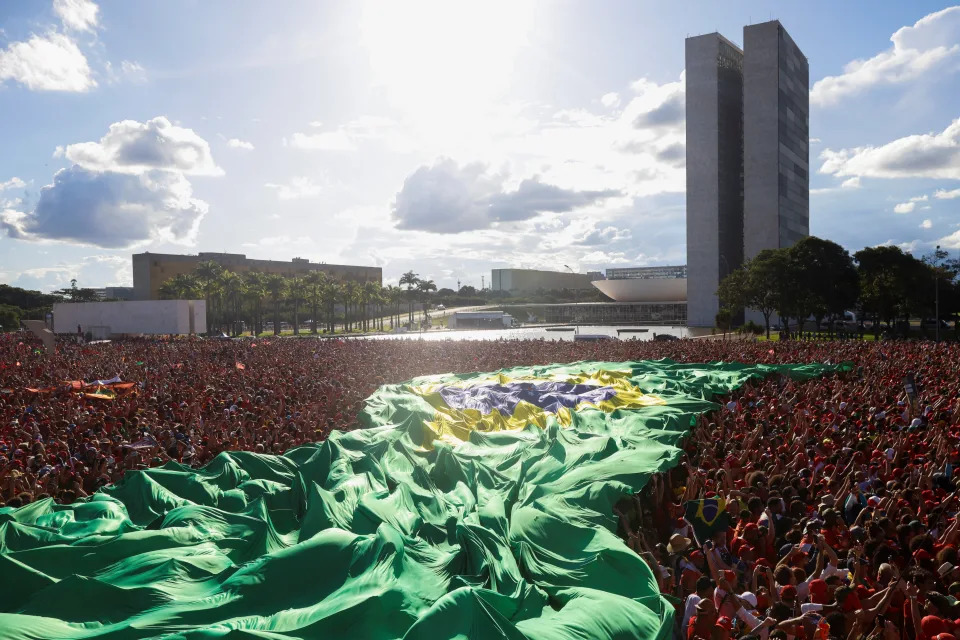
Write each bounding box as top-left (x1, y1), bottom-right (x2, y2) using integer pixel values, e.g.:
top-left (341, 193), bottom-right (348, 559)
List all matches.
top-left (106, 60), bottom-right (147, 84)
top-left (939, 229), bottom-right (960, 249)
top-left (894, 202), bottom-right (916, 214)
top-left (841, 176), bottom-right (861, 189)
top-left (289, 130), bottom-right (356, 151)
top-left (65, 116), bottom-right (223, 176)
top-left (921, 219), bottom-right (933, 229)
top-left (2, 116), bottom-right (219, 248)
top-left (392, 158), bottom-right (619, 233)
top-left (0, 32), bottom-right (95, 92)
top-left (227, 138), bottom-right (255, 150)
top-left (242, 235), bottom-right (315, 249)
top-left (1, 167), bottom-right (207, 248)
top-left (600, 92), bottom-right (620, 108)
top-left (574, 224), bottom-right (632, 245)
top-left (811, 6), bottom-right (960, 106)
top-left (809, 138), bottom-right (822, 144)
top-left (580, 250), bottom-right (631, 265)
top-left (877, 238), bottom-right (920, 253)
top-left (287, 116), bottom-right (400, 152)
top-left (264, 176), bottom-right (321, 200)
top-left (0, 177), bottom-right (26, 191)
top-left (894, 194), bottom-right (931, 214)
top-left (53, 0), bottom-right (100, 32)
top-left (935, 188), bottom-right (960, 199)
top-left (819, 118), bottom-right (960, 180)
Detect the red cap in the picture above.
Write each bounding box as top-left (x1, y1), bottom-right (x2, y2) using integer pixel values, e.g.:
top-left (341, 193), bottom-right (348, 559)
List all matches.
top-left (915, 548), bottom-right (933, 561)
top-left (744, 523), bottom-right (759, 534)
top-left (780, 585), bottom-right (798, 600)
top-left (921, 616), bottom-right (949, 638)
top-left (809, 579), bottom-right (829, 605)
top-left (721, 570), bottom-right (737, 584)
top-left (716, 616), bottom-right (734, 631)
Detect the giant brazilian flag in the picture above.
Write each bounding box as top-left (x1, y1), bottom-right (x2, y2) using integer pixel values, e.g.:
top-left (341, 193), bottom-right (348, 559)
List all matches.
top-left (0, 360), bottom-right (842, 639)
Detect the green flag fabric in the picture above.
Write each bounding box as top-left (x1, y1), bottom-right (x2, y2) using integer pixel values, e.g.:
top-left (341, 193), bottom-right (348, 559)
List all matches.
top-left (0, 359), bottom-right (843, 639)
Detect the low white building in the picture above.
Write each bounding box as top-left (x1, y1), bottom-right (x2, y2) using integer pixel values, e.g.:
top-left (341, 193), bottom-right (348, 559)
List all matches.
top-left (53, 300), bottom-right (207, 338)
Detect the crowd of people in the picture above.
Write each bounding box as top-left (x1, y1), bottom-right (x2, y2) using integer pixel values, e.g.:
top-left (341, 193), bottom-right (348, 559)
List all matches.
top-left (2, 330), bottom-right (958, 640)
top-left (617, 339), bottom-right (959, 640)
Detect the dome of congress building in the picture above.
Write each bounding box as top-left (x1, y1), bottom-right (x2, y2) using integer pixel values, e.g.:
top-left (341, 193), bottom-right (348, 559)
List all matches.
top-left (590, 265), bottom-right (687, 302)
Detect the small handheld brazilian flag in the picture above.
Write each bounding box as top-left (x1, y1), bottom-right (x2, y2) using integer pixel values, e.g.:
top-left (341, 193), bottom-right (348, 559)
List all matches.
top-left (684, 497), bottom-right (731, 544)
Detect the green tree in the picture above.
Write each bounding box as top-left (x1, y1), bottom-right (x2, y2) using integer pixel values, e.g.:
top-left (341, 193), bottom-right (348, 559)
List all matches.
top-left (243, 272), bottom-right (267, 335)
top-left (748, 250), bottom-right (793, 339)
top-left (716, 265), bottom-right (749, 325)
top-left (264, 274), bottom-right (288, 335)
top-left (383, 285), bottom-right (403, 330)
top-left (399, 271), bottom-right (419, 324)
top-left (854, 245), bottom-right (930, 335)
top-left (362, 281), bottom-right (381, 331)
top-left (714, 308), bottom-right (732, 338)
top-left (159, 273), bottom-right (201, 300)
top-left (0, 304), bottom-right (21, 332)
top-left (788, 237), bottom-right (859, 332)
top-left (220, 271), bottom-right (246, 336)
top-left (194, 261), bottom-right (226, 331)
top-left (287, 274), bottom-right (304, 335)
top-left (303, 271), bottom-right (328, 334)
top-left (54, 278), bottom-right (100, 302)
top-left (416, 278), bottom-right (436, 326)
top-left (718, 250), bottom-right (791, 339)
top-left (324, 279), bottom-right (341, 333)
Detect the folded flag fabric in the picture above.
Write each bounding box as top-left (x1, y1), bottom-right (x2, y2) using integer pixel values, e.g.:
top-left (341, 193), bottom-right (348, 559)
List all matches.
top-left (684, 497), bottom-right (732, 543)
top-left (0, 359), bottom-right (845, 640)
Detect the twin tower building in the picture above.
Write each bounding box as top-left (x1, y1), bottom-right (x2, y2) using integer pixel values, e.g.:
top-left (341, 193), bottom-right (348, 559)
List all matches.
top-left (685, 21), bottom-right (809, 327)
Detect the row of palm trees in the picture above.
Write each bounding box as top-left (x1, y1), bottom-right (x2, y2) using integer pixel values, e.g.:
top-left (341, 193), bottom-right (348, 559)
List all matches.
top-left (158, 262), bottom-right (437, 336)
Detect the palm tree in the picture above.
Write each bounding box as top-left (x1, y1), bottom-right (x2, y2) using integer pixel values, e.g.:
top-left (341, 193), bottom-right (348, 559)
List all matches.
top-left (220, 271), bottom-right (246, 336)
top-left (264, 274), bottom-right (288, 335)
top-left (287, 273), bottom-right (304, 335)
top-left (399, 271), bottom-right (419, 325)
top-left (303, 271), bottom-right (328, 334)
top-left (362, 281), bottom-right (380, 331)
top-left (244, 272), bottom-right (267, 335)
top-left (342, 280), bottom-right (359, 331)
top-left (383, 285), bottom-right (403, 329)
top-left (417, 278), bottom-right (436, 325)
top-left (323, 280), bottom-right (341, 333)
top-left (195, 261), bottom-right (226, 332)
top-left (159, 273), bottom-right (201, 300)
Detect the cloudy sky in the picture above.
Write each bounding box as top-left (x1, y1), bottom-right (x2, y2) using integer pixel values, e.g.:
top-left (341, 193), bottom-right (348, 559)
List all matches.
top-left (1, 1), bottom-right (960, 291)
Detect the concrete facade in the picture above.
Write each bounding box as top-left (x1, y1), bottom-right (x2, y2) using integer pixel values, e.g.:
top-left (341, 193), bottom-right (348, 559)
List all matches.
top-left (53, 300), bottom-right (207, 336)
top-left (490, 269), bottom-right (596, 292)
top-left (685, 20), bottom-right (808, 328)
top-left (133, 252), bottom-right (382, 301)
top-left (685, 33), bottom-right (744, 328)
top-left (743, 21), bottom-right (809, 261)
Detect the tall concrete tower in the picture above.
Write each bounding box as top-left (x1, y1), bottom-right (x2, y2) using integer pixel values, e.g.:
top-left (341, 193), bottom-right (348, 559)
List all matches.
top-left (743, 21), bottom-right (810, 260)
top-left (684, 33), bottom-right (745, 328)
top-left (684, 21), bottom-right (808, 328)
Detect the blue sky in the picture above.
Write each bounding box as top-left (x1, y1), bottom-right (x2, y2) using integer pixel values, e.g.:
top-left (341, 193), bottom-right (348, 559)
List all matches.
top-left (1, 0), bottom-right (959, 292)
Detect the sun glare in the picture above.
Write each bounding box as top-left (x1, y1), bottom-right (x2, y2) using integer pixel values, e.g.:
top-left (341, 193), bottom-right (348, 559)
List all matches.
top-left (360, 0), bottom-right (535, 122)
